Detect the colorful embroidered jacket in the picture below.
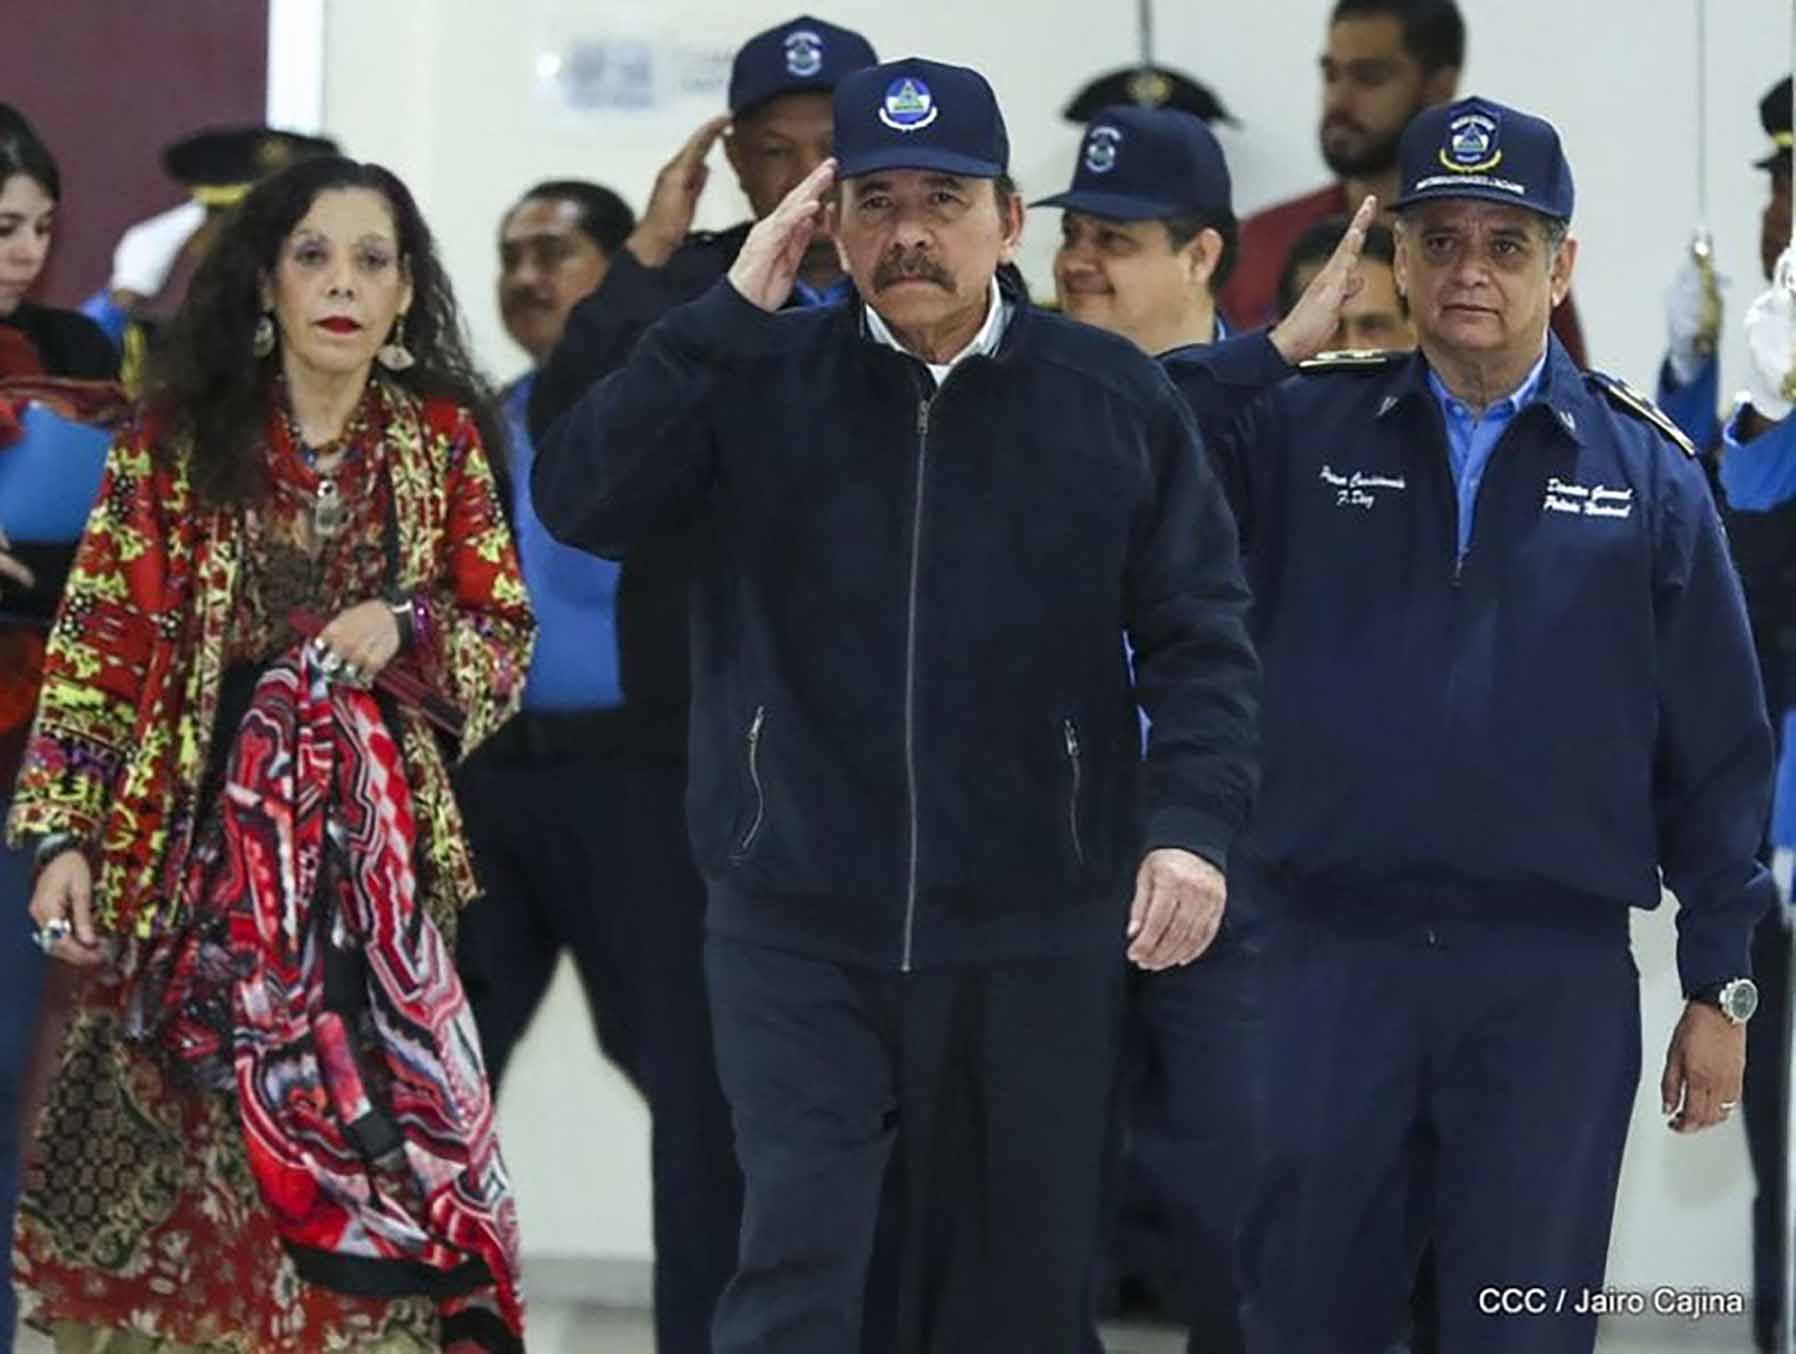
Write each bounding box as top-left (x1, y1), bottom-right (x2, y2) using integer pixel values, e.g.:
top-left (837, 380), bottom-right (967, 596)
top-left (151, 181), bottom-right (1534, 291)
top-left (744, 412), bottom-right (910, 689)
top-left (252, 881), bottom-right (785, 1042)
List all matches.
top-left (5, 384), bottom-right (535, 939)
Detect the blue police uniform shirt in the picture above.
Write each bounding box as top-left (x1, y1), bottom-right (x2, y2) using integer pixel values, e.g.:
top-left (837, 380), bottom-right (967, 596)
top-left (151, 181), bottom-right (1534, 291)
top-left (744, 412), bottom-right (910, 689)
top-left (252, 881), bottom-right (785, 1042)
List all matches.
top-left (1426, 350), bottom-right (1547, 558)
top-left (504, 373), bottom-right (625, 712)
top-left (1655, 351), bottom-right (1722, 452)
top-left (1718, 402), bottom-right (1796, 511)
top-left (791, 275), bottom-right (855, 309)
top-left (1178, 336), bottom-right (1774, 993)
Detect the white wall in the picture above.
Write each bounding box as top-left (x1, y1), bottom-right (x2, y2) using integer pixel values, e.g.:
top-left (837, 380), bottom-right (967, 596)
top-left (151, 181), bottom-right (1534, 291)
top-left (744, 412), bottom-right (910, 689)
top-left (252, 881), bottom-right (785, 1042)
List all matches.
top-left (317, 0), bottom-right (1786, 1287)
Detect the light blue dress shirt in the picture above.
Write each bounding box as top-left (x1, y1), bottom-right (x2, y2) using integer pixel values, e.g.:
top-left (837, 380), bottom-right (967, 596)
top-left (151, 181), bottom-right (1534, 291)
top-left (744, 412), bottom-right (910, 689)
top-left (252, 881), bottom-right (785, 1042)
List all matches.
top-left (1426, 351), bottom-right (1549, 557)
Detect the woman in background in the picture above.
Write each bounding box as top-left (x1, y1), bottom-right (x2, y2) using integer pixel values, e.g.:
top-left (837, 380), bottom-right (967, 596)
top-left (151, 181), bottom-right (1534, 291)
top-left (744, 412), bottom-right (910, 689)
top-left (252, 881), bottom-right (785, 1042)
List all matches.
top-left (0, 100), bottom-right (122, 1354)
top-left (7, 154), bottom-right (534, 1353)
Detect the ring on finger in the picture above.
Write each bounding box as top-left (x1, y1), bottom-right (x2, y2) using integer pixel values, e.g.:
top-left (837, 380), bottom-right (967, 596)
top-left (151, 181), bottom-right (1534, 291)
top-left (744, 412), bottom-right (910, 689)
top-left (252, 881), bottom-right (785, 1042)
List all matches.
top-left (33, 916), bottom-right (71, 953)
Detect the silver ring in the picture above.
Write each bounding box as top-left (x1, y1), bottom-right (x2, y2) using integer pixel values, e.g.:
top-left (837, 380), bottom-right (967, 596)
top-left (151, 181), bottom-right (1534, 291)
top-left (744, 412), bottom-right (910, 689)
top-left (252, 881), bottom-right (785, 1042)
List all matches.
top-left (341, 662), bottom-right (361, 686)
top-left (1720, 1100), bottom-right (1738, 1112)
top-left (33, 917), bottom-right (71, 953)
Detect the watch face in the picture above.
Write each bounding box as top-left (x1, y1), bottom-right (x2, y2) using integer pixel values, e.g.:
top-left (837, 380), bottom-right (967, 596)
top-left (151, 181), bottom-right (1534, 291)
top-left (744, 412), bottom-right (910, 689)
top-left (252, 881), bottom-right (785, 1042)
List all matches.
top-left (1722, 979), bottom-right (1760, 1024)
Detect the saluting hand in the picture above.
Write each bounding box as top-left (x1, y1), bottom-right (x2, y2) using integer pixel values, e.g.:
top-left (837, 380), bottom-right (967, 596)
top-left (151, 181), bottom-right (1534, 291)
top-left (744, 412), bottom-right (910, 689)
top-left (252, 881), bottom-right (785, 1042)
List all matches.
top-left (1269, 194), bottom-right (1378, 365)
top-left (1661, 1003), bottom-right (1746, 1134)
top-left (727, 159), bottom-right (837, 314)
top-left (1127, 848), bottom-right (1227, 970)
top-left (625, 114), bottom-right (732, 269)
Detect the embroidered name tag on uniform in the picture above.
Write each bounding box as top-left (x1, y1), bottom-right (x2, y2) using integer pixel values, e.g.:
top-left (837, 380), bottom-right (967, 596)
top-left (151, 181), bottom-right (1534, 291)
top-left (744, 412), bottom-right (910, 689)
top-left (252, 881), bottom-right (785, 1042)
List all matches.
top-left (1543, 477), bottom-right (1633, 519)
top-left (1320, 464), bottom-right (1408, 510)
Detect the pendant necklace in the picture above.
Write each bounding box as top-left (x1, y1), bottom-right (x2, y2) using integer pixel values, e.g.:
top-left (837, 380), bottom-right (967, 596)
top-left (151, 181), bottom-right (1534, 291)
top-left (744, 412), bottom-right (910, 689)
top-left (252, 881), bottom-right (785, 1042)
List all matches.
top-left (284, 401), bottom-right (367, 542)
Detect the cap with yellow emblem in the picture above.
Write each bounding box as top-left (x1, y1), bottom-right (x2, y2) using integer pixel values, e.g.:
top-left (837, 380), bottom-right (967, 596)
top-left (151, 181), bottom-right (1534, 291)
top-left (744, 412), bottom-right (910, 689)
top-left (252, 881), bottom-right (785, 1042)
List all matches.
top-left (1392, 95), bottom-right (1574, 222)
top-left (162, 126), bottom-right (340, 210)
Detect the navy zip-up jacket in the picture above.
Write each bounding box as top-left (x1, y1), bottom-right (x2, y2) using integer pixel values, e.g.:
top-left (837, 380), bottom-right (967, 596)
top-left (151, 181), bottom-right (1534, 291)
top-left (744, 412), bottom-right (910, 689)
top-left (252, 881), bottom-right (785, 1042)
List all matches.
top-left (1168, 334), bottom-right (1774, 995)
top-left (533, 274), bottom-right (1260, 970)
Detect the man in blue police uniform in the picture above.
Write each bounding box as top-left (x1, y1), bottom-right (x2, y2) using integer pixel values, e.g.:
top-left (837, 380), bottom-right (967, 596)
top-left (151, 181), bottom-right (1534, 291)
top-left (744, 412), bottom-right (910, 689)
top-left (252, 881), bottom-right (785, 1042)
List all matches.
top-left (534, 56), bottom-right (1260, 1354)
top-left (1177, 95), bottom-right (1776, 1354)
top-left (530, 13), bottom-right (877, 443)
top-left (1657, 76), bottom-right (1796, 1353)
top-left (453, 180), bottom-right (751, 1354)
top-left (1036, 105), bottom-right (1367, 1353)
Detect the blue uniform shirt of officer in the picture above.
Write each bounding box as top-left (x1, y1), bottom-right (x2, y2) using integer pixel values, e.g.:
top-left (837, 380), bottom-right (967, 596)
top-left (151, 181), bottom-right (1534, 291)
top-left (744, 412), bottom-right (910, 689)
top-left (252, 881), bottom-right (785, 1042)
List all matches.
top-left (1181, 97), bottom-right (1775, 998)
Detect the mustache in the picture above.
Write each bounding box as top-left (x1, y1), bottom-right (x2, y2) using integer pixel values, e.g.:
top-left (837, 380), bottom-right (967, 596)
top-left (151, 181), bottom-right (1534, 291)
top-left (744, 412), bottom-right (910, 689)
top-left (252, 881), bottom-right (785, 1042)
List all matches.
top-left (501, 289), bottom-right (552, 312)
top-left (873, 249), bottom-right (954, 293)
top-left (1322, 112), bottom-right (1367, 138)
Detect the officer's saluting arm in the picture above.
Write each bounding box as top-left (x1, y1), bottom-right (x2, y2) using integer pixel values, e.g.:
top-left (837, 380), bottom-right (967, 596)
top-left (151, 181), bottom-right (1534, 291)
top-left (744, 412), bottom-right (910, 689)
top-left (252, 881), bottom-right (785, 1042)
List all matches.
top-left (528, 115), bottom-right (735, 443)
top-left (1127, 385), bottom-right (1261, 869)
top-left (532, 160), bottom-right (834, 560)
top-left (529, 276), bottom-right (768, 561)
top-left (1159, 195), bottom-right (1383, 540)
top-left (1654, 455), bottom-right (1780, 995)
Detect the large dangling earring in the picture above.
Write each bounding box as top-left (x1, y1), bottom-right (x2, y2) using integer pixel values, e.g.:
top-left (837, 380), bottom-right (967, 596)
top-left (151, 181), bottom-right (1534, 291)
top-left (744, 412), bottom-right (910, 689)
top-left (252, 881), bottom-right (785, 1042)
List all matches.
top-left (252, 312), bottom-right (276, 359)
top-left (377, 313), bottom-right (416, 371)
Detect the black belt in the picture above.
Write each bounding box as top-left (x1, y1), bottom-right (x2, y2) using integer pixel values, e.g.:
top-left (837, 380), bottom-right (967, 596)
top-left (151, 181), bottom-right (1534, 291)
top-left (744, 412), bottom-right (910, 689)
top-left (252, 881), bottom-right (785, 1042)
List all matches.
top-left (480, 703), bottom-right (685, 767)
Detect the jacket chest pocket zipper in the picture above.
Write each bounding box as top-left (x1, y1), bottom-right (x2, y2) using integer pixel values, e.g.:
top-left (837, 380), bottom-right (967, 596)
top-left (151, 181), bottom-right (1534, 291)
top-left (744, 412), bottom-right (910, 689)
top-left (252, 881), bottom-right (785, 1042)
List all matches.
top-left (734, 705), bottom-right (767, 860)
top-left (1063, 718), bottom-right (1086, 867)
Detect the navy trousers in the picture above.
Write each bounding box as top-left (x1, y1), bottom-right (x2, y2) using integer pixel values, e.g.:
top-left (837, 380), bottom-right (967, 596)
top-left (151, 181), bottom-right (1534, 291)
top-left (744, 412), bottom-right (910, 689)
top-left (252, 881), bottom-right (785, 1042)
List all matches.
top-left (455, 747), bottom-right (742, 1354)
top-left (1123, 891), bottom-right (1267, 1354)
top-left (1239, 894), bottom-right (1640, 1354)
top-left (704, 934), bottom-right (1123, 1354)
top-left (0, 792), bottom-right (47, 1352)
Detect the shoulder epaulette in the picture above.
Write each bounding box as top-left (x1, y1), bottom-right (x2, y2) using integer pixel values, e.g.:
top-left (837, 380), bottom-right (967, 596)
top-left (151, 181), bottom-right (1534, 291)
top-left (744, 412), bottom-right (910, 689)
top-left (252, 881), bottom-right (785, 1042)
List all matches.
top-left (1297, 348), bottom-right (1404, 372)
top-left (1588, 371), bottom-right (1698, 458)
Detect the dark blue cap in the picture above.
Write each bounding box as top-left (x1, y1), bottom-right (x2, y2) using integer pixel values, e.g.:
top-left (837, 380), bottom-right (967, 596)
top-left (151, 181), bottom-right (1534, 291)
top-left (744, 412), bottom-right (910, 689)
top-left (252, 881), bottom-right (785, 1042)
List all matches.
top-left (1393, 96), bottom-right (1574, 221)
top-left (833, 58), bottom-right (1009, 179)
top-left (728, 15), bottom-right (877, 116)
top-left (1033, 105), bottom-right (1231, 221)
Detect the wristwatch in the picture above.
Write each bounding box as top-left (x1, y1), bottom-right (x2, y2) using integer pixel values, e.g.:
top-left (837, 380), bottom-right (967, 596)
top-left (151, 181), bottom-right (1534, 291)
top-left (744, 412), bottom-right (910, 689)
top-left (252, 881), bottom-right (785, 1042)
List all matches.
top-left (1691, 977), bottom-right (1759, 1026)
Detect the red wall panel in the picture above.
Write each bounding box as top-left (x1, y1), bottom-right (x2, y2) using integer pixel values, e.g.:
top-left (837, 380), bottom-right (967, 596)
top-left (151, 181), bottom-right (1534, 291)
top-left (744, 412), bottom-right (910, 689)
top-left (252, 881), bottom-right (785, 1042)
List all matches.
top-left (3, 1), bottom-right (269, 308)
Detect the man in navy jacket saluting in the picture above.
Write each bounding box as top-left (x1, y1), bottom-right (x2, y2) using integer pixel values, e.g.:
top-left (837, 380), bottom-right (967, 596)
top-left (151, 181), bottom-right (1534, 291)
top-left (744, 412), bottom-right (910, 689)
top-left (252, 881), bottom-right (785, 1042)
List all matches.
top-left (533, 55), bottom-right (1259, 1354)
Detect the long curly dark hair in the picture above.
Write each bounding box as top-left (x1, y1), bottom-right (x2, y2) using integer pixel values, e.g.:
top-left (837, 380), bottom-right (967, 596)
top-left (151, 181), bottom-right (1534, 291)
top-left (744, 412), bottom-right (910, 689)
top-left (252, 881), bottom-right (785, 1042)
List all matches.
top-left (144, 156), bottom-right (504, 506)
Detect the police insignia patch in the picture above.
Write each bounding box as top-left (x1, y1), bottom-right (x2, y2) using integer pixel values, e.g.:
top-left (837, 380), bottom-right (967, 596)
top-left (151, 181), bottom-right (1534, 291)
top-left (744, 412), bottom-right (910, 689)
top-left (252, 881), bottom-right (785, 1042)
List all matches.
top-left (1440, 110), bottom-right (1502, 174)
top-left (785, 30), bottom-right (824, 78)
top-left (1084, 126), bottom-right (1122, 174)
top-left (880, 77), bottom-right (939, 133)
top-left (1588, 372), bottom-right (1698, 457)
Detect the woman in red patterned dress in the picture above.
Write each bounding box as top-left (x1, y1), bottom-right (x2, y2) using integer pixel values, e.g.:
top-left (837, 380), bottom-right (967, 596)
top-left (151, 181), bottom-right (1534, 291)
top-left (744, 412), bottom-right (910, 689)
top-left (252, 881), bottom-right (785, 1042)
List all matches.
top-left (5, 157), bottom-right (536, 1353)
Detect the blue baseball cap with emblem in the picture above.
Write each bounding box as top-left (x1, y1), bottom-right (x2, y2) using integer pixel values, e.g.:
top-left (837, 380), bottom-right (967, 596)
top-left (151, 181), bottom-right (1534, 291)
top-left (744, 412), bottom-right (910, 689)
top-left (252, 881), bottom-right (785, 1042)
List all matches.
top-left (1392, 95), bottom-right (1575, 221)
top-left (728, 15), bottom-right (878, 117)
top-left (833, 57), bottom-right (1010, 179)
top-left (1033, 105), bottom-right (1232, 221)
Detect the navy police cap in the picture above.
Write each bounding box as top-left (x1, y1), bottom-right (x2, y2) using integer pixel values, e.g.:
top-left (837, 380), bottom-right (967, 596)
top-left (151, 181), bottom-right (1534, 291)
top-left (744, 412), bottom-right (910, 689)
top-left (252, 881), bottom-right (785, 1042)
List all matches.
top-left (1756, 77), bottom-right (1792, 170)
top-left (834, 58), bottom-right (1009, 180)
top-left (1393, 96), bottom-right (1574, 221)
top-left (728, 15), bottom-right (877, 116)
top-left (1034, 105), bottom-right (1231, 221)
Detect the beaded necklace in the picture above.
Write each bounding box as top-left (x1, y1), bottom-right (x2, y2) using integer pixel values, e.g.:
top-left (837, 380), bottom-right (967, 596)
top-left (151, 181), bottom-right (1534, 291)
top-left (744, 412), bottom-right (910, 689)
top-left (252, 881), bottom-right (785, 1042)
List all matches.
top-left (276, 389), bottom-right (374, 542)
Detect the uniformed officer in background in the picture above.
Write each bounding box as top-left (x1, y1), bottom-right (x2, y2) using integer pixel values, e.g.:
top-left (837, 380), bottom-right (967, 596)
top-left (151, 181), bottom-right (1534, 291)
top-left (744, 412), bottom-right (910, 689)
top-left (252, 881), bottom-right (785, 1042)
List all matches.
top-left (1036, 104), bottom-right (1368, 1353)
top-left (530, 12), bottom-right (877, 441)
top-left (1179, 95), bottom-right (1775, 1353)
top-left (82, 126), bottom-right (338, 392)
top-left (1656, 76), bottom-right (1796, 1354)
